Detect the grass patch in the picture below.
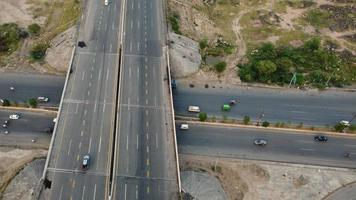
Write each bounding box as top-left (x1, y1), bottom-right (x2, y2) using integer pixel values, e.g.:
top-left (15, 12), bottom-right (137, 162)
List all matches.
top-left (169, 12), bottom-right (181, 34)
top-left (304, 9), bottom-right (333, 28)
top-left (31, 0), bottom-right (81, 42)
top-left (193, 0), bottom-right (240, 42)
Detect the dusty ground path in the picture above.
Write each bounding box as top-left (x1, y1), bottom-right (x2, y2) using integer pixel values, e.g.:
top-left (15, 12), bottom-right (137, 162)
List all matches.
top-left (180, 154), bottom-right (356, 200)
top-left (0, 148), bottom-right (47, 196)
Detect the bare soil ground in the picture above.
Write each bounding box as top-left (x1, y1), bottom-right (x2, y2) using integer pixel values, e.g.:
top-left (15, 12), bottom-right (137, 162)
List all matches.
top-left (0, 0), bottom-right (79, 75)
top-left (180, 154), bottom-right (356, 200)
top-left (168, 0), bottom-right (356, 87)
top-left (0, 147), bottom-right (47, 198)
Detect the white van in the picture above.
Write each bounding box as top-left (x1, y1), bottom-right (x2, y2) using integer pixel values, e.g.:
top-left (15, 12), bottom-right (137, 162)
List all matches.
top-left (180, 123), bottom-right (189, 130)
top-left (104, 0), bottom-right (108, 5)
top-left (188, 106), bottom-right (200, 113)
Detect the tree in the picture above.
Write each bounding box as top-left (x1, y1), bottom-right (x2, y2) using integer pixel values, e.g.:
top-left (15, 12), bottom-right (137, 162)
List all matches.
top-left (27, 98), bottom-right (38, 108)
top-left (28, 23), bottom-right (41, 36)
top-left (214, 61), bottom-right (227, 73)
top-left (255, 60), bottom-right (277, 82)
top-left (199, 112), bottom-right (207, 121)
top-left (262, 121), bottom-right (270, 127)
top-left (334, 123), bottom-right (347, 132)
top-left (30, 42), bottom-right (49, 60)
top-left (243, 116), bottom-right (250, 125)
top-left (199, 39), bottom-right (208, 50)
top-left (303, 37), bottom-right (321, 52)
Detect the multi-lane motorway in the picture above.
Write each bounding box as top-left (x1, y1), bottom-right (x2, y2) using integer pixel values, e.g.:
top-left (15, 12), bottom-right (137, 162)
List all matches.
top-left (43, 0), bottom-right (121, 199)
top-left (112, 0), bottom-right (178, 198)
top-left (174, 86), bottom-right (356, 126)
top-left (0, 73), bottom-right (64, 106)
top-left (0, 109), bottom-right (54, 148)
top-left (177, 123), bottom-right (356, 168)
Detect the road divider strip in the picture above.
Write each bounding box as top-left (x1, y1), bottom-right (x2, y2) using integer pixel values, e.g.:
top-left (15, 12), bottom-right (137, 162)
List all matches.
top-left (0, 106), bottom-right (58, 115)
top-left (176, 116), bottom-right (356, 138)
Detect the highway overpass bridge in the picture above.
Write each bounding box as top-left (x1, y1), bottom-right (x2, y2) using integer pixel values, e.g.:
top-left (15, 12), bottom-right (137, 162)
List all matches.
top-left (39, 0), bottom-right (180, 199)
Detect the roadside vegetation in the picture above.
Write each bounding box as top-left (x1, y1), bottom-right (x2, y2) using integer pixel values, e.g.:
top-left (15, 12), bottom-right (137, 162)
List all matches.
top-left (0, 0), bottom-right (81, 67)
top-left (168, 0), bottom-right (355, 88)
top-left (238, 38), bottom-right (354, 88)
top-left (0, 23), bottom-right (28, 55)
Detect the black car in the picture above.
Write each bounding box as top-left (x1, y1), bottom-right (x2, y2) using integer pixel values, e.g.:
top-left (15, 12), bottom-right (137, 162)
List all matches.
top-left (314, 135), bottom-right (328, 142)
top-left (78, 41), bottom-right (86, 48)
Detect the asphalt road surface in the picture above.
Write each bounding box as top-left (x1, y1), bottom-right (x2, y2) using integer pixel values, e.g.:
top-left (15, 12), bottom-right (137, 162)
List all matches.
top-left (177, 123), bottom-right (356, 169)
top-left (173, 86), bottom-right (356, 126)
top-left (44, 0), bottom-right (121, 199)
top-left (0, 109), bottom-right (54, 148)
top-left (0, 73), bottom-right (64, 106)
top-left (113, 0), bottom-right (178, 198)
top-left (324, 181), bottom-right (356, 200)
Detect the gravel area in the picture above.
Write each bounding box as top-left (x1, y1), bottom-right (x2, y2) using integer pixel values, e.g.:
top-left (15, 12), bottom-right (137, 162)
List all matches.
top-left (2, 159), bottom-right (45, 200)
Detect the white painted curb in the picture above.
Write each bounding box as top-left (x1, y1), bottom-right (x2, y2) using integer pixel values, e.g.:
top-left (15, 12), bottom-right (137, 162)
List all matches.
top-left (41, 45), bottom-right (76, 180)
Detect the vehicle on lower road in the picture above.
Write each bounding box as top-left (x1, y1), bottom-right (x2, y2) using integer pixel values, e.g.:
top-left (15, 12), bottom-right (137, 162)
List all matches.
top-left (254, 139), bottom-right (267, 146)
top-left (37, 96), bottom-right (49, 102)
top-left (9, 114), bottom-right (20, 120)
top-left (180, 123), bottom-right (189, 130)
top-left (188, 106), bottom-right (200, 113)
top-left (314, 135), bottom-right (328, 142)
top-left (339, 120), bottom-right (350, 127)
top-left (2, 120), bottom-right (9, 128)
top-left (222, 104), bottom-right (231, 111)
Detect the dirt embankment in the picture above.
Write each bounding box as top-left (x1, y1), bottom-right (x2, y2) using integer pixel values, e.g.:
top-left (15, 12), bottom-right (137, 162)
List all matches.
top-left (180, 154), bottom-right (356, 200)
top-left (0, 0), bottom-right (79, 75)
top-left (0, 147), bottom-right (47, 198)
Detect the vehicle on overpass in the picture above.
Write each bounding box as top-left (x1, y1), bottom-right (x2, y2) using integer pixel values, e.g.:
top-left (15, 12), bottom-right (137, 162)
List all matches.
top-left (82, 155), bottom-right (90, 169)
top-left (188, 106), bottom-right (200, 113)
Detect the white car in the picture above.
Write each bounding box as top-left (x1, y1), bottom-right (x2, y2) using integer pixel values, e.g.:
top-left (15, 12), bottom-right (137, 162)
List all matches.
top-left (180, 123), bottom-right (189, 130)
top-left (188, 106), bottom-right (200, 113)
top-left (340, 120), bottom-right (350, 127)
top-left (104, 0), bottom-right (108, 5)
top-left (53, 118), bottom-right (57, 123)
top-left (9, 114), bottom-right (20, 120)
top-left (37, 96), bottom-right (49, 102)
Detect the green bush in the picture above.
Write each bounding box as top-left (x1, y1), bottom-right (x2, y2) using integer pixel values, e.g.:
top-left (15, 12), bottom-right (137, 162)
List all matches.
top-left (243, 116), bottom-right (250, 125)
top-left (305, 9), bottom-right (332, 28)
top-left (27, 98), bottom-right (38, 108)
top-left (169, 13), bottom-right (181, 34)
top-left (214, 61), bottom-right (227, 73)
top-left (30, 42), bottom-right (49, 60)
top-left (237, 38), bottom-right (351, 87)
top-left (199, 39), bottom-right (208, 50)
top-left (28, 23), bottom-right (41, 36)
top-left (0, 23), bottom-right (25, 54)
top-left (262, 121), bottom-right (270, 127)
top-left (199, 112), bottom-right (207, 121)
top-left (334, 123), bottom-right (347, 132)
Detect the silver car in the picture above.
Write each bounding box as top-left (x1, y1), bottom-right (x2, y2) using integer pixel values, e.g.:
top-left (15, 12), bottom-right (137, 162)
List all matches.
top-left (254, 139), bottom-right (267, 146)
